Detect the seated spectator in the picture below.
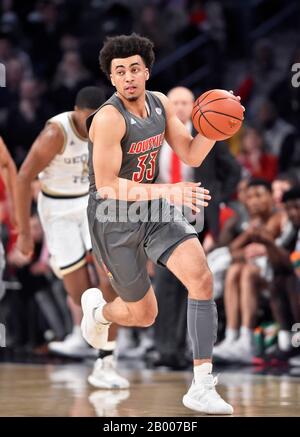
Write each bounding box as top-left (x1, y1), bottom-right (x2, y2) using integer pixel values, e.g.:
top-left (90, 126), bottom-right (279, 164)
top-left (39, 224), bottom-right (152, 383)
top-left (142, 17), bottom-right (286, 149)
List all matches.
top-left (4, 77), bottom-right (53, 166)
top-left (207, 178), bottom-right (249, 301)
top-left (52, 50), bottom-right (93, 112)
top-left (0, 32), bottom-right (32, 74)
top-left (263, 187), bottom-right (300, 365)
top-left (0, 57), bottom-right (26, 125)
top-left (272, 173), bottom-right (296, 240)
top-left (235, 38), bottom-right (283, 118)
top-left (213, 179), bottom-right (281, 363)
top-left (237, 126), bottom-right (278, 182)
top-left (257, 99), bottom-right (299, 174)
top-left (270, 46), bottom-right (300, 128)
top-left (227, 178), bottom-right (250, 225)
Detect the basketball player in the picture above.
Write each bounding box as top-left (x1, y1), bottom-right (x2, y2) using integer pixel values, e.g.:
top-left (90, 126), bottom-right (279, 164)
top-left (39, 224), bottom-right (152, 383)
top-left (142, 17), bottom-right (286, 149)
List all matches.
top-left (0, 136), bottom-right (17, 300)
top-left (81, 34), bottom-right (243, 413)
top-left (16, 87), bottom-right (129, 389)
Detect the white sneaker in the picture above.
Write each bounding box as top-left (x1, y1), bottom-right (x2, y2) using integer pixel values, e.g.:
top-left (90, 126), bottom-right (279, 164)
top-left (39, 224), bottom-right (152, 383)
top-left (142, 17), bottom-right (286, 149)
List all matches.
top-left (213, 337), bottom-right (237, 361)
top-left (88, 355), bottom-right (130, 389)
top-left (183, 375), bottom-right (233, 415)
top-left (81, 288), bottom-right (110, 349)
top-left (48, 328), bottom-right (98, 359)
top-left (219, 337), bottom-right (254, 364)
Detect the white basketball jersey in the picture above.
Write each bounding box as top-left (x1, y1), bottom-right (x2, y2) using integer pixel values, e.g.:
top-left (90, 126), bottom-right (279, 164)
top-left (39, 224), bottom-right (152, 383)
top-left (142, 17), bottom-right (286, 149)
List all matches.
top-left (39, 112), bottom-right (89, 197)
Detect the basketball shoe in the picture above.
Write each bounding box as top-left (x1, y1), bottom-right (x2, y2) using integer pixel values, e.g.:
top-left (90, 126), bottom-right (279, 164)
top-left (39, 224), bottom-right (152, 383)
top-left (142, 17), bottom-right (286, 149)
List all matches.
top-left (183, 374), bottom-right (233, 414)
top-left (212, 337), bottom-right (238, 362)
top-left (81, 288), bottom-right (110, 349)
top-left (182, 363), bottom-right (233, 414)
top-left (88, 355), bottom-right (130, 389)
top-left (48, 326), bottom-right (97, 359)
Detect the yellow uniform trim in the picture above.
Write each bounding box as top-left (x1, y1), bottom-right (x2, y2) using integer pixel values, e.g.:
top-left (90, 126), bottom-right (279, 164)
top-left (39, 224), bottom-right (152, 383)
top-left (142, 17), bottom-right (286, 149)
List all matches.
top-left (60, 257), bottom-right (87, 276)
top-left (41, 184), bottom-right (88, 198)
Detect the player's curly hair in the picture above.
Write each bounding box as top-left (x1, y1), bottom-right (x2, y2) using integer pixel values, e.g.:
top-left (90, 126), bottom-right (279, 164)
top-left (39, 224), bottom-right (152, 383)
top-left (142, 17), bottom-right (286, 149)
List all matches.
top-left (99, 33), bottom-right (155, 78)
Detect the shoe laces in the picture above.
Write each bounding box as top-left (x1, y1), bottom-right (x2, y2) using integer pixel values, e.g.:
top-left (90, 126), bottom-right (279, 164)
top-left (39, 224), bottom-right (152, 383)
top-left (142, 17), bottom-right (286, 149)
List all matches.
top-left (193, 374), bottom-right (222, 402)
top-left (95, 355), bottom-right (116, 372)
top-left (103, 356), bottom-right (116, 371)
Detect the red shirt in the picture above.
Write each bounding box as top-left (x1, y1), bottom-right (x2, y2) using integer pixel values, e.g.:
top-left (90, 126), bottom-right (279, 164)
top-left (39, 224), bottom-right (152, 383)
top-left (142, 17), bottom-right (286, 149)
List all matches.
top-left (238, 153), bottom-right (278, 182)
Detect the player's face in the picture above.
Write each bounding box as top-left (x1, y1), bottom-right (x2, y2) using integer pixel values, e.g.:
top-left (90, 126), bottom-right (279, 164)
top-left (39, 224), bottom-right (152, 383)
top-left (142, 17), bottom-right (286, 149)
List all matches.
top-left (285, 199), bottom-right (300, 228)
top-left (110, 55), bottom-right (149, 102)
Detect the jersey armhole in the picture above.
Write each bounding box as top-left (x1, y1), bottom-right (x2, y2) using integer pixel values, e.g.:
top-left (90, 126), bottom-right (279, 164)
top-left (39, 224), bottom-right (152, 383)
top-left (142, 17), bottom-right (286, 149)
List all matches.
top-left (148, 91), bottom-right (167, 119)
top-left (46, 121), bottom-right (67, 154)
top-left (100, 103), bottom-right (129, 145)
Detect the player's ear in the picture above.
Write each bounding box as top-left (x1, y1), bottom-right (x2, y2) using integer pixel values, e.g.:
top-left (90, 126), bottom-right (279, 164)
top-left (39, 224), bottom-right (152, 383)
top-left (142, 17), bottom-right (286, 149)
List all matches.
top-left (110, 74), bottom-right (115, 87)
top-left (145, 69), bottom-right (149, 81)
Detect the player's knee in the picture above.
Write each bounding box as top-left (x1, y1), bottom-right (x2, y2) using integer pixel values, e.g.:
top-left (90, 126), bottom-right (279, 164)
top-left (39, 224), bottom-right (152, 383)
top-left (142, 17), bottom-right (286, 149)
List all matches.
top-left (134, 306), bottom-right (158, 328)
top-left (240, 264), bottom-right (259, 282)
top-left (188, 267), bottom-right (213, 300)
top-left (226, 263), bottom-right (242, 282)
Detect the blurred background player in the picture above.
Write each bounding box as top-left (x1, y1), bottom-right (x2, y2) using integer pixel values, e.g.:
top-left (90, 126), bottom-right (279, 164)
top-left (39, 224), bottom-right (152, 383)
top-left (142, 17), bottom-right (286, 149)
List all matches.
top-left (16, 86), bottom-right (129, 389)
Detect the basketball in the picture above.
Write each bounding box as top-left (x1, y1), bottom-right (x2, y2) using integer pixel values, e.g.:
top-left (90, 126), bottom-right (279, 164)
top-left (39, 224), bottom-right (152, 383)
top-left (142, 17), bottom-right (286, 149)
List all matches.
top-left (192, 89), bottom-right (244, 141)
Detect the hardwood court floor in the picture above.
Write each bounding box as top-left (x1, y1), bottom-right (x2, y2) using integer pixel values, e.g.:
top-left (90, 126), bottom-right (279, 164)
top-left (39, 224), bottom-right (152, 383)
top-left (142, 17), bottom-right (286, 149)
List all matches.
top-left (0, 362), bottom-right (300, 416)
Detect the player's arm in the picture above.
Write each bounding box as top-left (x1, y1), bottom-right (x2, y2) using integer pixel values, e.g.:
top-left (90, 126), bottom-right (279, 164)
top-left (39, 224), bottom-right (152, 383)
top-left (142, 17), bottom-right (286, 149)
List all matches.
top-left (153, 91), bottom-right (215, 166)
top-left (0, 137), bottom-right (18, 228)
top-left (154, 91), bottom-right (240, 167)
top-left (17, 123), bottom-right (64, 256)
top-left (91, 106), bottom-right (210, 212)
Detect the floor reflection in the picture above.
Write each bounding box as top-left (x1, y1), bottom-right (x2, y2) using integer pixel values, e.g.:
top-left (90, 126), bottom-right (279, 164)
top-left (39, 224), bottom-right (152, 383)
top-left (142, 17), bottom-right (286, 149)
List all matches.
top-left (0, 361), bottom-right (300, 416)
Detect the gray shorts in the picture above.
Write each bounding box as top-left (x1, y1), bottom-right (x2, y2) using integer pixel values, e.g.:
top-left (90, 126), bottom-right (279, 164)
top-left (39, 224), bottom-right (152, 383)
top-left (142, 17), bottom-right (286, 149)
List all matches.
top-left (87, 193), bottom-right (198, 302)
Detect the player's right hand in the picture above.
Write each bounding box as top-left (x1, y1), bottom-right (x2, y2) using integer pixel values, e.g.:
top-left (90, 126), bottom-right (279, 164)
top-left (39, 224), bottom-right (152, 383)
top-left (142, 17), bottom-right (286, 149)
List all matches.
top-left (17, 233), bottom-right (34, 258)
top-left (169, 182), bottom-right (211, 213)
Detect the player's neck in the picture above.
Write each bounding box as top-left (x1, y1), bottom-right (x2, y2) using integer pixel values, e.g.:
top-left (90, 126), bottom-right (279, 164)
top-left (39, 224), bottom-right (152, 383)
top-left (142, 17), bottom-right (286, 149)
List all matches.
top-left (71, 112), bottom-right (88, 140)
top-left (117, 92), bottom-right (148, 119)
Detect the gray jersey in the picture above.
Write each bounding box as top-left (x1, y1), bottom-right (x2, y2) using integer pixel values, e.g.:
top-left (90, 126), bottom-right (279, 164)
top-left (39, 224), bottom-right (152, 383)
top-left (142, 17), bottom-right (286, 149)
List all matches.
top-left (87, 91), bottom-right (166, 193)
top-left (87, 91), bottom-right (198, 301)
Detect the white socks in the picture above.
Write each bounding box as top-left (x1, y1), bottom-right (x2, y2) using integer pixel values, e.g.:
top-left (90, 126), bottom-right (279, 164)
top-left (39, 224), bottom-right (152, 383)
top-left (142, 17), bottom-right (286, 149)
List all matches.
top-left (194, 362), bottom-right (213, 384)
top-left (239, 326), bottom-right (252, 346)
top-left (73, 325), bottom-right (82, 336)
top-left (94, 306), bottom-right (110, 325)
top-left (225, 328), bottom-right (238, 342)
top-left (278, 330), bottom-right (291, 352)
top-left (102, 341), bottom-right (117, 352)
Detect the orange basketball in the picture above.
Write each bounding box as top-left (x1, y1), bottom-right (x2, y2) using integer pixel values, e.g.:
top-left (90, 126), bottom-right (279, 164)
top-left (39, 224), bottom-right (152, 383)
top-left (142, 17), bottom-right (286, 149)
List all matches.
top-left (192, 89), bottom-right (244, 141)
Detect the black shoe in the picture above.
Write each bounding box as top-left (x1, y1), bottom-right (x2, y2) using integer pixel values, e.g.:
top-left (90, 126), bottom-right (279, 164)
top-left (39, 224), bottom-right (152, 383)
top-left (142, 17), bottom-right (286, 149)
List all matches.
top-left (265, 346), bottom-right (296, 366)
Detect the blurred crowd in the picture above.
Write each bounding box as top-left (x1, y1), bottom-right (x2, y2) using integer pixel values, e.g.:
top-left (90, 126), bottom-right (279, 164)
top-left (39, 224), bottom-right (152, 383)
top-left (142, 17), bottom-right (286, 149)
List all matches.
top-left (1, 0), bottom-right (300, 370)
